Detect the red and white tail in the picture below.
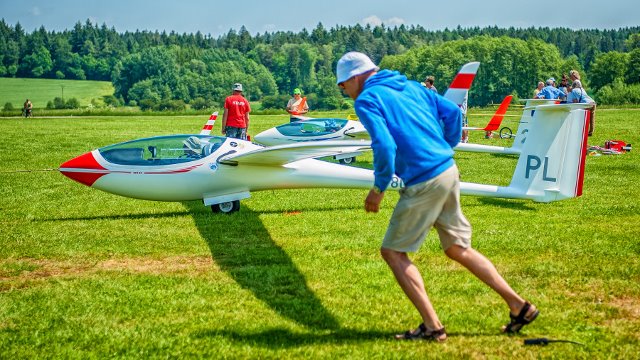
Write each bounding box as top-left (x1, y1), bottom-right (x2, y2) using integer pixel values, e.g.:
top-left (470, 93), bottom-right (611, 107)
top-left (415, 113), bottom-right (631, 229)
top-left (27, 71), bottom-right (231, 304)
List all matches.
top-left (463, 95), bottom-right (513, 132)
top-left (443, 62), bottom-right (480, 116)
top-left (200, 111), bottom-right (218, 135)
top-left (461, 103), bottom-right (591, 202)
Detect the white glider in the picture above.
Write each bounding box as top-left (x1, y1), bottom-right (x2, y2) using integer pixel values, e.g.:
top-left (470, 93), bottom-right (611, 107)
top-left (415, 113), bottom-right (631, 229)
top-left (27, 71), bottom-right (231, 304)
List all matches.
top-left (59, 103), bottom-right (591, 213)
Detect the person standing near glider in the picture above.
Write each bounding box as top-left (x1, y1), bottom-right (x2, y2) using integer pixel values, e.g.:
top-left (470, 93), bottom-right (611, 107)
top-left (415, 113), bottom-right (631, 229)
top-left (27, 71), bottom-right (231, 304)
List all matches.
top-left (536, 78), bottom-right (565, 100)
top-left (422, 75), bottom-right (437, 93)
top-left (286, 88), bottom-right (309, 122)
top-left (221, 83), bottom-right (251, 140)
top-left (569, 70), bottom-right (596, 136)
top-left (336, 51), bottom-right (539, 341)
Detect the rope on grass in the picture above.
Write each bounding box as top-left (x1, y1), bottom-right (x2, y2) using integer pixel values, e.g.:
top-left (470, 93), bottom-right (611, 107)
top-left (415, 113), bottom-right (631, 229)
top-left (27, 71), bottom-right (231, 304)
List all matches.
top-left (0, 168), bottom-right (57, 173)
top-left (524, 338), bottom-right (585, 346)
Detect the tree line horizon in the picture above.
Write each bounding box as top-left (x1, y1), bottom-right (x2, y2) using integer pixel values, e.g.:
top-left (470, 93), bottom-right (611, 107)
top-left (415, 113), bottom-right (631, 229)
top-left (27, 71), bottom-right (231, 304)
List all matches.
top-left (1, 19), bottom-right (639, 109)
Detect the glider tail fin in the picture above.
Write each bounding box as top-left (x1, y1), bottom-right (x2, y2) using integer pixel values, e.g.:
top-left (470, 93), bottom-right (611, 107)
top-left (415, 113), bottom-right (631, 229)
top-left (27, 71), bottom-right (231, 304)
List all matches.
top-left (443, 62), bottom-right (480, 115)
top-left (200, 111), bottom-right (218, 135)
top-left (506, 104), bottom-right (590, 202)
top-left (483, 95), bottom-right (513, 131)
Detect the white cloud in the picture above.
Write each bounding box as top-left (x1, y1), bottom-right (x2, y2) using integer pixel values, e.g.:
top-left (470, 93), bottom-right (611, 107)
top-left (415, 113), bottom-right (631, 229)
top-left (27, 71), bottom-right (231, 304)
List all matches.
top-left (362, 15), bottom-right (383, 26)
top-left (386, 17), bottom-right (405, 26)
top-left (361, 15), bottom-right (405, 27)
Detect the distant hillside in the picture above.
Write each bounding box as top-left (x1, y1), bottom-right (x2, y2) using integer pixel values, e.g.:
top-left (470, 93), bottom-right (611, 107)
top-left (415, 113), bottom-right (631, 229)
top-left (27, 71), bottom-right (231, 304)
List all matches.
top-left (0, 78), bottom-right (114, 109)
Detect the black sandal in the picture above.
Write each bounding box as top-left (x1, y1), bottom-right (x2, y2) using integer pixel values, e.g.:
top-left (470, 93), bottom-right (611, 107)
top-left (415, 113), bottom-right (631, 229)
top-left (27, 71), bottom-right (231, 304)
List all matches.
top-left (395, 323), bottom-right (447, 342)
top-left (503, 302), bottom-right (539, 333)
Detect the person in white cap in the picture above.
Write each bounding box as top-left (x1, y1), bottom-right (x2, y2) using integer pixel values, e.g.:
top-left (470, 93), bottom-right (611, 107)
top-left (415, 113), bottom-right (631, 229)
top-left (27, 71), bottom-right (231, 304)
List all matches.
top-left (535, 78), bottom-right (565, 100)
top-left (221, 83), bottom-right (251, 140)
top-left (336, 51), bottom-right (539, 341)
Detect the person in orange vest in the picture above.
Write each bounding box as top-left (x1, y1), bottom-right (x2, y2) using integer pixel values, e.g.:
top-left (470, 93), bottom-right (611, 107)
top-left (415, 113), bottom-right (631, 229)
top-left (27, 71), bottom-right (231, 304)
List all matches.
top-left (286, 88), bottom-right (309, 122)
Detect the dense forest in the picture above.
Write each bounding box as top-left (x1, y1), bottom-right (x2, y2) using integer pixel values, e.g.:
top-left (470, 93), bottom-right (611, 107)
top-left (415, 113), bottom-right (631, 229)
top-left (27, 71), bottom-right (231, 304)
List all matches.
top-left (1, 19), bottom-right (639, 108)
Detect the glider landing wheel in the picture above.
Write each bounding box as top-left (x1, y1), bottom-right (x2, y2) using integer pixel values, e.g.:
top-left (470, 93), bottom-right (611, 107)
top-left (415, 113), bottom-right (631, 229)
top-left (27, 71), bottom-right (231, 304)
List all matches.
top-left (339, 157), bottom-right (356, 165)
top-left (499, 127), bottom-right (513, 139)
top-left (211, 200), bottom-right (240, 214)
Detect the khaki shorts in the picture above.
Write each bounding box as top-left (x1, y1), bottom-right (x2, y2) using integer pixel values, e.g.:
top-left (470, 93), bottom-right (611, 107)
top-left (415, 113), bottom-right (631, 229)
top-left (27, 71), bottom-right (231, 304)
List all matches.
top-left (382, 165), bottom-right (472, 253)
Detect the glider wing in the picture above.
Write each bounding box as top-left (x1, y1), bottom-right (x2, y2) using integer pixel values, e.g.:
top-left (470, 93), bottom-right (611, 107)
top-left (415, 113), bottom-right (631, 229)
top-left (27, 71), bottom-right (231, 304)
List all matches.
top-left (219, 140), bottom-right (371, 166)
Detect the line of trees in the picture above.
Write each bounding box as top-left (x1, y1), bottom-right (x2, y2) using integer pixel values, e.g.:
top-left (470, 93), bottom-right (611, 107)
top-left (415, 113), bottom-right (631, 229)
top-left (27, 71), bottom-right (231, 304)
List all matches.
top-left (1, 19), bottom-right (639, 108)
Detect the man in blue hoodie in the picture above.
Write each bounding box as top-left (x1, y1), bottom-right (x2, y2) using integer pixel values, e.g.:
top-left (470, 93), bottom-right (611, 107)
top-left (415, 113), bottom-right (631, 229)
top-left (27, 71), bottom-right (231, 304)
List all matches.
top-left (336, 52), bottom-right (538, 341)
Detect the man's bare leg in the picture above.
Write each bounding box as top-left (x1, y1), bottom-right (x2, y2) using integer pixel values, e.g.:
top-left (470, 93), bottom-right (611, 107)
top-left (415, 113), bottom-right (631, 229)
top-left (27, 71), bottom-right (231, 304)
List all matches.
top-left (444, 245), bottom-right (536, 317)
top-left (381, 247), bottom-right (446, 338)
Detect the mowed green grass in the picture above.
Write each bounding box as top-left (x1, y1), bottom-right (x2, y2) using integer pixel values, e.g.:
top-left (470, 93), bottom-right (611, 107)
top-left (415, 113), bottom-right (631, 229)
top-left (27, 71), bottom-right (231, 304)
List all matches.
top-left (1, 110), bottom-right (639, 358)
top-left (0, 77), bottom-right (114, 110)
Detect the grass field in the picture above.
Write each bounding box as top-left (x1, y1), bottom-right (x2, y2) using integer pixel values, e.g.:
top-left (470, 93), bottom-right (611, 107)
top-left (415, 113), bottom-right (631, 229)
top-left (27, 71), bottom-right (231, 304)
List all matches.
top-left (1, 109), bottom-right (638, 358)
top-left (0, 77), bottom-right (114, 110)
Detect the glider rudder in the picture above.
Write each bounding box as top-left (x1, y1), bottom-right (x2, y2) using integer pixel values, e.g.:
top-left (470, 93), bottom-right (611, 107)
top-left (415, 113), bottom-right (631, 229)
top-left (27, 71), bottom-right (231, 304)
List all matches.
top-left (506, 104), bottom-right (590, 202)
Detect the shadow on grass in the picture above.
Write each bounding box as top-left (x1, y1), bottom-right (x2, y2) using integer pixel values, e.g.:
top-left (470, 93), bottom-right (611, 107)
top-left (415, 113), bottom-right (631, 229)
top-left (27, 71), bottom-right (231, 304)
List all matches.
top-left (38, 201), bottom-right (362, 222)
top-left (477, 197), bottom-right (536, 211)
top-left (195, 328), bottom-right (500, 347)
top-left (184, 201), bottom-right (340, 331)
top-left (38, 211), bottom-right (193, 222)
top-left (194, 327), bottom-right (390, 347)
top-left (250, 204), bottom-right (362, 215)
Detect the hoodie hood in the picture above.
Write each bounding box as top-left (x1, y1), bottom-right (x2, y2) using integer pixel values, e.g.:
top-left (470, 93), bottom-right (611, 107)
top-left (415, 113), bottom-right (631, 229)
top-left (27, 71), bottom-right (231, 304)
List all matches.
top-left (364, 70), bottom-right (407, 92)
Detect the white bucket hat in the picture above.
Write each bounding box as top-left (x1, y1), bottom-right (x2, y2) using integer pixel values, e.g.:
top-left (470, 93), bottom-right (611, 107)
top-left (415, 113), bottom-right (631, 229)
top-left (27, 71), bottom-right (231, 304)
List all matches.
top-left (336, 52), bottom-right (379, 84)
top-left (232, 83), bottom-right (243, 92)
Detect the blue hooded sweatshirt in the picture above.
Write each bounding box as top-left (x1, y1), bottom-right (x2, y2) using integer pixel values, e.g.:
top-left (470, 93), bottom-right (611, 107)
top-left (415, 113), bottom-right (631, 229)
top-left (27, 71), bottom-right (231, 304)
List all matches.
top-left (354, 69), bottom-right (462, 191)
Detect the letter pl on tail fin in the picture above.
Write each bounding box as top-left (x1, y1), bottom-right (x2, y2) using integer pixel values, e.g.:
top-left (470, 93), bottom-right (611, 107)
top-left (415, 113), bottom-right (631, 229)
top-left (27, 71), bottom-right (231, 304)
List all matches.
top-left (200, 111), bottom-right (218, 135)
top-left (507, 104), bottom-right (590, 202)
top-left (460, 103), bottom-right (590, 203)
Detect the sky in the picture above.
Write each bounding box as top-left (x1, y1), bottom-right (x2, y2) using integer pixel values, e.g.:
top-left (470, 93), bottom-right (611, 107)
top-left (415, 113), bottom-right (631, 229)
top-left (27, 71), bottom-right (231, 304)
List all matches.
top-left (1, 0), bottom-right (637, 36)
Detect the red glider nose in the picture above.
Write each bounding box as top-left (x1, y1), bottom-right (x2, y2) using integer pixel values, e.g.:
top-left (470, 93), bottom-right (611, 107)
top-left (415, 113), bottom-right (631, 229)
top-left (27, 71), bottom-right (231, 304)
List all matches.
top-left (59, 151), bottom-right (107, 187)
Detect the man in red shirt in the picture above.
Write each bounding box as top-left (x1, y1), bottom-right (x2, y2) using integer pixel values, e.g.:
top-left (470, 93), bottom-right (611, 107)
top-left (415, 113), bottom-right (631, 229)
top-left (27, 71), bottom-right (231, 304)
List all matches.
top-left (221, 83), bottom-right (251, 140)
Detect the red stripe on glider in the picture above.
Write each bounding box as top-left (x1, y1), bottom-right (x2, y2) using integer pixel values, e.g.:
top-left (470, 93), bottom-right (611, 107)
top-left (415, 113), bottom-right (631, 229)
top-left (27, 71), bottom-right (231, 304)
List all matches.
top-left (575, 110), bottom-right (590, 197)
top-left (59, 152), bottom-right (107, 186)
top-left (60, 152), bottom-right (106, 170)
top-left (449, 73), bottom-right (475, 89)
top-left (60, 171), bottom-right (106, 187)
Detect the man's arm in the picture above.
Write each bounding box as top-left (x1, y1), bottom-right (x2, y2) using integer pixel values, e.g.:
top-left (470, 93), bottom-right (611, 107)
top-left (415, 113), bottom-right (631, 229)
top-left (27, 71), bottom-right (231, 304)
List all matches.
top-left (245, 102), bottom-right (251, 130)
top-left (221, 108), bottom-right (228, 134)
top-left (356, 98), bottom-right (396, 192)
top-left (365, 187), bottom-right (385, 213)
top-left (435, 95), bottom-right (463, 148)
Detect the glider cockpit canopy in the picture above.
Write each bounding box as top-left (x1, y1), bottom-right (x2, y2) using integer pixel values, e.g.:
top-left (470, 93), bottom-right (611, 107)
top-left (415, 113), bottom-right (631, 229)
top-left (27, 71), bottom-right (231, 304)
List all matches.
top-left (276, 118), bottom-right (348, 137)
top-left (98, 135), bottom-right (226, 166)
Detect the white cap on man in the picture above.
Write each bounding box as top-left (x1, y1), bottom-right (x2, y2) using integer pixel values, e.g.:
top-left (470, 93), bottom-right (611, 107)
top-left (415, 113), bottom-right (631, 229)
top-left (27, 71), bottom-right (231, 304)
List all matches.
top-left (232, 83), bottom-right (243, 92)
top-left (336, 52), bottom-right (379, 84)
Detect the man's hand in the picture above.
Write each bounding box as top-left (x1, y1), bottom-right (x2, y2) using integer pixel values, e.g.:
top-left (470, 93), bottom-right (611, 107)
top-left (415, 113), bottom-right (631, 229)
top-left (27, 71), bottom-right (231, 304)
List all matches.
top-left (365, 188), bottom-right (384, 213)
